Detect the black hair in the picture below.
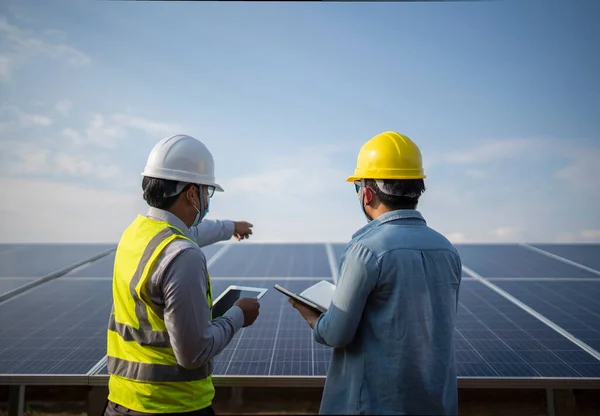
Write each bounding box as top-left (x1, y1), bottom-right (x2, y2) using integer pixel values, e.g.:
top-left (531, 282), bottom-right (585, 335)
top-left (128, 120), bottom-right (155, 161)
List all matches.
top-left (364, 179), bottom-right (426, 210)
top-left (142, 176), bottom-right (193, 210)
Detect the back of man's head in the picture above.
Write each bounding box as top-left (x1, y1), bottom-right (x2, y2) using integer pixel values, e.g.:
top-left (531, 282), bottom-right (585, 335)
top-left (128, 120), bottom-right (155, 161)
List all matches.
top-left (365, 178), bottom-right (426, 210)
top-left (142, 176), bottom-right (191, 210)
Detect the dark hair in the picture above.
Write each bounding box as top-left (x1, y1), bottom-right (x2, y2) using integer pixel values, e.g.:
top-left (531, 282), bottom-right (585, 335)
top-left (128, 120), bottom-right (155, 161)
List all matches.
top-left (142, 176), bottom-right (193, 210)
top-left (364, 179), bottom-right (426, 210)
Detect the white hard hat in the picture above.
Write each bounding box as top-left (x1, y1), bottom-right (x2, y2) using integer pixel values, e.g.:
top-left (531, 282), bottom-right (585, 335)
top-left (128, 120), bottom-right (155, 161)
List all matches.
top-left (141, 134), bottom-right (224, 192)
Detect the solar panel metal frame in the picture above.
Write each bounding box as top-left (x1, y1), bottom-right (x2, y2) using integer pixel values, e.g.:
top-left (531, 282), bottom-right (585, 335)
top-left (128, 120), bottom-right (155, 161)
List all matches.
top-left (0, 374), bottom-right (599, 390)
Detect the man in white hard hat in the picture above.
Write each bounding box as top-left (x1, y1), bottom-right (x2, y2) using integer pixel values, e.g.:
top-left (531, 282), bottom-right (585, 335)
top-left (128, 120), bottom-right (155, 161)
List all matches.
top-left (104, 134), bottom-right (261, 415)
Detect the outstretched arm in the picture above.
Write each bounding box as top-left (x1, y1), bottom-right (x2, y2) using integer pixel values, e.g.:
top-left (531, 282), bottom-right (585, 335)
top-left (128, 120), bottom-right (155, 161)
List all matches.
top-left (189, 220), bottom-right (254, 247)
top-left (189, 219), bottom-right (235, 247)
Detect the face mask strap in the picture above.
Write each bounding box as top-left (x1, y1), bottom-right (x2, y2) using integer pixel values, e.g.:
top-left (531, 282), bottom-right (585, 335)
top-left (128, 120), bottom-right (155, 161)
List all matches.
top-left (188, 185), bottom-right (207, 227)
top-left (358, 179), bottom-right (373, 223)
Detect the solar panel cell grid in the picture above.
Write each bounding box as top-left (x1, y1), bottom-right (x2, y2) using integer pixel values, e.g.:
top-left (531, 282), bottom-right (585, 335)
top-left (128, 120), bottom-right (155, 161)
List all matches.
top-left (457, 281), bottom-right (599, 377)
top-left (494, 281), bottom-right (600, 355)
top-left (209, 244), bottom-right (332, 278)
top-left (0, 279), bottom-right (112, 374)
top-left (455, 244), bottom-right (599, 278)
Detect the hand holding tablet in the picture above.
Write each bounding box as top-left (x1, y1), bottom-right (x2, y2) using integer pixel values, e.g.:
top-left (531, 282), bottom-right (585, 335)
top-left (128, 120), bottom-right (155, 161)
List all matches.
top-left (211, 285), bottom-right (268, 328)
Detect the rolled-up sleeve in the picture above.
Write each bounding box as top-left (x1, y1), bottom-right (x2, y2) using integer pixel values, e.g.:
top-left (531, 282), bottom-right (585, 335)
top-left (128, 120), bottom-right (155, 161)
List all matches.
top-left (314, 242), bottom-right (379, 348)
top-left (162, 248), bottom-right (244, 369)
top-left (190, 219), bottom-right (235, 247)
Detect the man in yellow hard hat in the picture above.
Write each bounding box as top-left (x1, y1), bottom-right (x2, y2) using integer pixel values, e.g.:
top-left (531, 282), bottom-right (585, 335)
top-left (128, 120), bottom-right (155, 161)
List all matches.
top-left (290, 131), bottom-right (462, 415)
top-left (105, 134), bottom-right (261, 415)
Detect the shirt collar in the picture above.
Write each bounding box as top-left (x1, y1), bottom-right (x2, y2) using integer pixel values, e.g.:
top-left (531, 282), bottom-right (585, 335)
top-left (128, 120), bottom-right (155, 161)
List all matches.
top-left (146, 207), bottom-right (191, 237)
top-left (377, 209), bottom-right (425, 224)
top-left (351, 209), bottom-right (426, 239)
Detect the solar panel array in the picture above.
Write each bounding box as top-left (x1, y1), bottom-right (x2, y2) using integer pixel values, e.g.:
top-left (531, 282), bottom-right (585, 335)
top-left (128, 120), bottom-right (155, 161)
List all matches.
top-left (0, 241), bottom-right (599, 384)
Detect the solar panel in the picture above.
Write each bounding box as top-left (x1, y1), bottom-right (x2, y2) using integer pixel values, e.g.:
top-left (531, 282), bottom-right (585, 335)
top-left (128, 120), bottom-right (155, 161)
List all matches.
top-left (0, 278), bottom-right (35, 295)
top-left (0, 279), bottom-right (111, 374)
top-left (456, 281), bottom-right (598, 377)
top-left (3, 243), bottom-right (600, 385)
top-left (494, 280), bottom-right (600, 358)
top-left (455, 244), bottom-right (599, 278)
top-left (0, 243), bottom-right (114, 278)
top-left (209, 244), bottom-right (332, 278)
top-left (530, 244), bottom-right (600, 273)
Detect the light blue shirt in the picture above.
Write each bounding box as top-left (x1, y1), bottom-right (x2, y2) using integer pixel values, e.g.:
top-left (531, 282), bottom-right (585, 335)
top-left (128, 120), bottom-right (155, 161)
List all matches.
top-left (314, 210), bottom-right (462, 415)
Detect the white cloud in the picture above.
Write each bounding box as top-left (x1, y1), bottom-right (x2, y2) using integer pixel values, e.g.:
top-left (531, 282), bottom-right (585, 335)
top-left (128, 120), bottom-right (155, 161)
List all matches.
top-left (10, 147), bottom-right (51, 175)
top-left (210, 145), bottom-right (364, 242)
top-left (0, 105), bottom-right (53, 128)
top-left (112, 114), bottom-right (184, 138)
top-left (0, 141), bottom-right (121, 180)
top-left (83, 114), bottom-right (128, 148)
top-left (55, 99), bottom-right (72, 116)
top-left (0, 55), bottom-right (10, 78)
top-left (22, 113), bottom-right (52, 126)
top-left (61, 127), bottom-right (83, 144)
top-left (554, 149), bottom-right (600, 193)
top-left (443, 138), bottom-right (544, 165)
top-left (438, 137), bottom-right (599, 195)
top-left (228, 168), bottom-right (297, 193)
top-left (0, 177), bottom-right (145, 243)
top-left (447, 232), bottom-right (468, 243)
top-left (554, 230), bottom-right (600, 243)
top-left (490, 227), bottom-right (523, 241)
top-left (0, 15), bottom-right (90, 79)
top-left (580, 229), bottom-right (600, 242)
top-left (554, 233), bottom-right (576, 243)
top-left (64, 113), bottom-right (183, 148)
top-left (225, 145), bottom-right (347, 198)
top-left (54, 152), bottom-right (121, 179)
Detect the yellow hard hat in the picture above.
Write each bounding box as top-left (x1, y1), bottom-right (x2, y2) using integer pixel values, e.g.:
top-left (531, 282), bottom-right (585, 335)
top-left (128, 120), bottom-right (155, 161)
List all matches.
top-left (346, 131), bottom-right (426, 182)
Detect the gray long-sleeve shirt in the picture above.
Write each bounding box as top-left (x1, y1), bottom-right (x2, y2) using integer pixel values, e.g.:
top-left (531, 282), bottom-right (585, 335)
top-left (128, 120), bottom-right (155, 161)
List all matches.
top-left (143, 207), bottom-right (245, 370)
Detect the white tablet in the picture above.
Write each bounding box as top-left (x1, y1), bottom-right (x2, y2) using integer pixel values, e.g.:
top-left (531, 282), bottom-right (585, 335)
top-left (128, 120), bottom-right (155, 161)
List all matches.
top-left (211, 285), bottom-right (268, 319)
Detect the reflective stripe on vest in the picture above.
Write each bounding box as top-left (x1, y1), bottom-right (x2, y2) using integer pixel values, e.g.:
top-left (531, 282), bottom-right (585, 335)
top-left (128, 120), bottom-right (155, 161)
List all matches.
top-left (107, 215), bottom-right (215, 413)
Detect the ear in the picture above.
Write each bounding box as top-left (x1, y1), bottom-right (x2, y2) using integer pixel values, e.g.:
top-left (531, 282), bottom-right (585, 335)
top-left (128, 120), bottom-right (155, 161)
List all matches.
top-left (186, 185), bottom-right (197, 203)
top-left (363, 186), bottom-right (375, 205)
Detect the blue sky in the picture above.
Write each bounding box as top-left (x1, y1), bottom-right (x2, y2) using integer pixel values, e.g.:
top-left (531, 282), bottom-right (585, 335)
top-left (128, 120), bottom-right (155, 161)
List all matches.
top-left (0, 0), bottom-right (598, 243)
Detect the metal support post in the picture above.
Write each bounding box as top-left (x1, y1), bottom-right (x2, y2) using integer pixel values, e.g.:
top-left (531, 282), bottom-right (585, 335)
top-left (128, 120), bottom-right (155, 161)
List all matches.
top-left (8, 384), bottom-right (25, 416)
top-left (546, 388), bottom-right (555, 416)
top-left (229, 386), bottom-right (244, 408)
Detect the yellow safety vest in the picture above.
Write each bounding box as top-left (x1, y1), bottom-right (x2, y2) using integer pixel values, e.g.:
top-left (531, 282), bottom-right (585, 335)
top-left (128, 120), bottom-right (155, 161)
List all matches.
top-left (107, 214), bottom-right (214, 413)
